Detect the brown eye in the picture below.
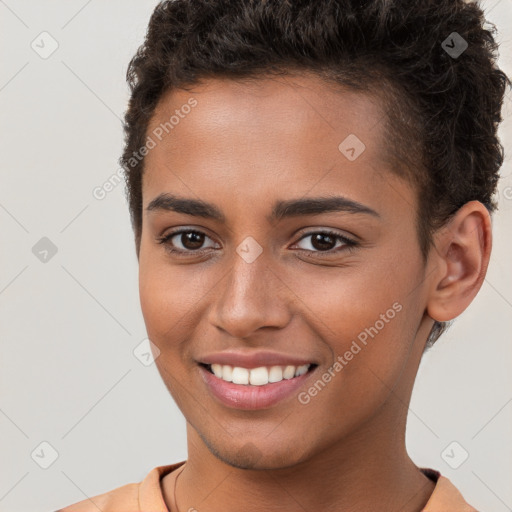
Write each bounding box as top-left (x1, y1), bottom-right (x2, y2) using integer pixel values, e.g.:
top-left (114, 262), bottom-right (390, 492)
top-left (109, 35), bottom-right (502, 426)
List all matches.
top-left (157, 229), bottom-right (218, 255)
top-left (180, 231), bottom-right (205, 250)
top-left (294, 230), bottom-right (356, 254)
top-left (310, 233), bottom-right (337, 251)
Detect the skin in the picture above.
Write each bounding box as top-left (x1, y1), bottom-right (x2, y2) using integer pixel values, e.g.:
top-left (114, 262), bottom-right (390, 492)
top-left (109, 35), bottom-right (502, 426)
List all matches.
top-left (137, 73), bottom-right (491, 512)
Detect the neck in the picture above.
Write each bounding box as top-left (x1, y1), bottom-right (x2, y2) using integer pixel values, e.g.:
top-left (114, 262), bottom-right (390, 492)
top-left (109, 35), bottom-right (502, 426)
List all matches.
top-left (165, 401), bottom-right (435, 512)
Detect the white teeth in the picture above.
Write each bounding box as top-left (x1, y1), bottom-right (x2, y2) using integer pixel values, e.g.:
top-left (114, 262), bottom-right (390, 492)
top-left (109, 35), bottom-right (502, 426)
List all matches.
top-left (268, 366), bottom-right (283, 383)
top-left (221, 364), bottom-right (233, 382)
top-left (295, 364), bottom-right (309, 377)
top-left (211, 363), bottom-right (223, 378)
top-left (283, 365), bottom-right (296, 379)
top-left (231, 367), bottom-right (249, 385)
top-left (249, 367), bottom-right (268, 386)
top-left (206, 363), bottom-right (312, 385)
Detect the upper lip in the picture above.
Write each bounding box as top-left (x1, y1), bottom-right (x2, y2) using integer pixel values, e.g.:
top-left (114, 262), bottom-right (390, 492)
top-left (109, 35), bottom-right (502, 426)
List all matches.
top-left (198, 350), bottom-right (316, 369)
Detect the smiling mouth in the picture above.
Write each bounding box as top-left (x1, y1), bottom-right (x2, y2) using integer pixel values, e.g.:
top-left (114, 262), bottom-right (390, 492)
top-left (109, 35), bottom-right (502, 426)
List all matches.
top-left (199, 362), bottom-right (318, 386)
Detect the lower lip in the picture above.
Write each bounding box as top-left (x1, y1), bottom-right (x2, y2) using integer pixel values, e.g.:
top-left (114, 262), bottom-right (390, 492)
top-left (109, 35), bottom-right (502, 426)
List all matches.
top-left (199, 365), bottom-right (316, 410)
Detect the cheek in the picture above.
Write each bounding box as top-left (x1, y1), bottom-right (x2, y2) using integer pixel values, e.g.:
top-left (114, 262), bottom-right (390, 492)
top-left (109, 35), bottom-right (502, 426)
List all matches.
top-left (138, 251), bottom-right (209, 407)
top-left (286, 255), bottom-right (412, 339)
top-left (287, 255), bottom-right (422, 391)
top-left (138, 248), bottom-right (211, 340)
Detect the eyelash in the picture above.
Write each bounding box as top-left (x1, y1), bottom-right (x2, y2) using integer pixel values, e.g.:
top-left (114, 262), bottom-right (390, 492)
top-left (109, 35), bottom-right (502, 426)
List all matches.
top-left (156, 228), bottom-right (358, 258)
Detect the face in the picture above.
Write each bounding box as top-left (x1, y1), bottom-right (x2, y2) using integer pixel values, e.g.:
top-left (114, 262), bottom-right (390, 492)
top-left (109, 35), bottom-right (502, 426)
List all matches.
top-left (139, 73), bottom-right (435, 470)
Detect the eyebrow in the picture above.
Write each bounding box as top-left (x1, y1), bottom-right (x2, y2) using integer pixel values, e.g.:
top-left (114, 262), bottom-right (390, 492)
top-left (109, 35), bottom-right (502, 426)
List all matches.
top-left (145, 193), bottom-right (380, 222)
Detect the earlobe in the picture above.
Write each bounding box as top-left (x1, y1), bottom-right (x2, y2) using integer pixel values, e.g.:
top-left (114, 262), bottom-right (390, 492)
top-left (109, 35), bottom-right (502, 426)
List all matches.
top-left (426, 201), bottom-right (492, 323)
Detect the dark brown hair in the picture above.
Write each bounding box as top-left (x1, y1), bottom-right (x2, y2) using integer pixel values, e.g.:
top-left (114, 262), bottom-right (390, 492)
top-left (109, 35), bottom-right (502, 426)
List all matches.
top-left (120, 0), bottom-right (510, 346)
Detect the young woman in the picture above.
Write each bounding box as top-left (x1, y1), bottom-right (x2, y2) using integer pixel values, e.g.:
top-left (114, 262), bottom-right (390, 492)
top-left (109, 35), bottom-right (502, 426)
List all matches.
top-left (58, 0), bottom-right (510, 510)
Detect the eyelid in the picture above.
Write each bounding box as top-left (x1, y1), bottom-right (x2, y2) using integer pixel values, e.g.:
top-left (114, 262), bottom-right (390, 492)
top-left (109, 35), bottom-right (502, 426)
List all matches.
top-left (157, 226), bottom-right (358, 258)
top-left (290, 229), bottom-right (358, 253)
top-left (156, 227), bottom-right (219, 255)
top-left (293, 226), bottom-right (357, 243)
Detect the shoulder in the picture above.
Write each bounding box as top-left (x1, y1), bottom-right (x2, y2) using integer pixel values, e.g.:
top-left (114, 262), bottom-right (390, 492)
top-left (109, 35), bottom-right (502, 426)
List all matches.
top-left (55, 481), bottom-right (140, 512)
top-left (55, 463), bottom-right (184, 512)
top-left (421, 468), bottom-right (479, 512)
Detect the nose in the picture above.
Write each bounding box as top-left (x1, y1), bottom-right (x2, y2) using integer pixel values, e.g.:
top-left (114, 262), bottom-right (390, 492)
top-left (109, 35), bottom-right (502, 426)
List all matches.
top-left (208, 250), bottom-right (292, 340)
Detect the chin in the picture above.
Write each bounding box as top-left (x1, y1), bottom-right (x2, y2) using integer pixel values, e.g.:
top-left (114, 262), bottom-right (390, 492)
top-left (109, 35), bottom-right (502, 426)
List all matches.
top-left (201, 432), bottom-right (308, 470)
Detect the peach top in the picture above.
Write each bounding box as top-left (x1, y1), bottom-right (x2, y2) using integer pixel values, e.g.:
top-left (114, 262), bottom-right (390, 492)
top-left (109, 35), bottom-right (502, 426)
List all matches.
top-left (56, 463), bottom-right (478, 511)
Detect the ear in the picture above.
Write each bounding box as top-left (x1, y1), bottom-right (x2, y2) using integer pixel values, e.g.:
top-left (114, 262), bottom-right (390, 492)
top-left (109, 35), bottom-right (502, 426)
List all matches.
top-left (426, 200), bottom-right (492, 323)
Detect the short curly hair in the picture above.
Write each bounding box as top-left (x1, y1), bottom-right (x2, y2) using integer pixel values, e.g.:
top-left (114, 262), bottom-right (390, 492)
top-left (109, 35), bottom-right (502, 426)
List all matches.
top-left (120, 0), bottom-right (510, 347)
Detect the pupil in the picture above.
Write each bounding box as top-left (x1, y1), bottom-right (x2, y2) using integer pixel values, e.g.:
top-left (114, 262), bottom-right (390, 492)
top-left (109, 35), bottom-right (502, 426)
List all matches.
top-left (183, 232), bottom-right (204, 249)
top-left (312, 233), bottom-right (335, 251)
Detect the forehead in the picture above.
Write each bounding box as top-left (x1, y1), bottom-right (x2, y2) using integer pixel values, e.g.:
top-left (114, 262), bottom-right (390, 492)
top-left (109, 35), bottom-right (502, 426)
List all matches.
top-left (143, 74), bottom-right (413, 221)
top-left (148, 73), bottom-right (385, 148)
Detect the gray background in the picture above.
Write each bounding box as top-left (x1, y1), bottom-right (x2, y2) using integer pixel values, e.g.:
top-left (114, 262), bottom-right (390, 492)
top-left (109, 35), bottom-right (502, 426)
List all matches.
top-left (0, 1), bottom-right (511, 511)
